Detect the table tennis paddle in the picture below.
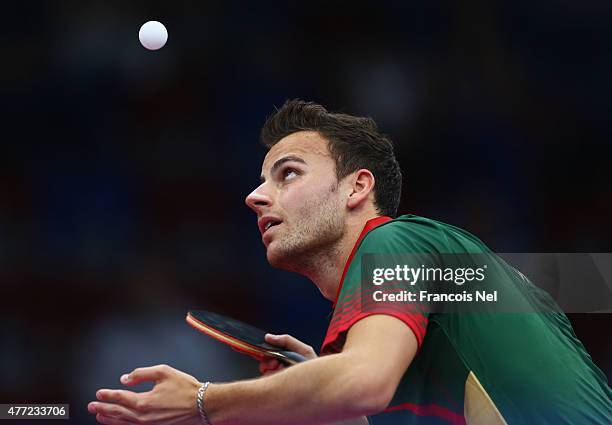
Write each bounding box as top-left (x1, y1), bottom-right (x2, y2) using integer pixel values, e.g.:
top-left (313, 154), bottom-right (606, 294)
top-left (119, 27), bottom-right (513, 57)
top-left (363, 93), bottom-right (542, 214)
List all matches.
top-left (186, 310), bottom-right (307, 366)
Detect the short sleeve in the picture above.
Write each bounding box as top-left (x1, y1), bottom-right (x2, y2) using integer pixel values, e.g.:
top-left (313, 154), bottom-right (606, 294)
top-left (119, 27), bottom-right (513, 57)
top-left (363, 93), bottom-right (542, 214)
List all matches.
top-left (321, 220), bottom-right (441, 354)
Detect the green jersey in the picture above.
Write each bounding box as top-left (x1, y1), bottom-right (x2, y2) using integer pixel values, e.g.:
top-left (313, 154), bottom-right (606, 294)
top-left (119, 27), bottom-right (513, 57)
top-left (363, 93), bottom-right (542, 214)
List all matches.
top-left (322, 215), bottom-right (612, 424)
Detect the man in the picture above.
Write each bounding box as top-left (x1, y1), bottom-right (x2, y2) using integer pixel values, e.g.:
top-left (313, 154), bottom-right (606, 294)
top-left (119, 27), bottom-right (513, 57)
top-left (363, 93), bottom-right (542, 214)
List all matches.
top-left (89, 100), bottom-right (611, 424)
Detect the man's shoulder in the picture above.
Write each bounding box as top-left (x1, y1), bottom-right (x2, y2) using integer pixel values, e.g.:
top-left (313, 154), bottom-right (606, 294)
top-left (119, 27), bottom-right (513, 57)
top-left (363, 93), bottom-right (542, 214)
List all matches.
top-left (360, 214), bottom-right (490, 254)
top-left (364, 214), bottom-right (440, 236)
top-left (368, 214), bottom-right (461, 233)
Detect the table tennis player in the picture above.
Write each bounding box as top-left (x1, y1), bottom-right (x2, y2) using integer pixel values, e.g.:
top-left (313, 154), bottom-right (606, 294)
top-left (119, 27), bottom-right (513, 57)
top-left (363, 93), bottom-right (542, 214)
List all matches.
top-left (89, 100), bottom-right (611, 424)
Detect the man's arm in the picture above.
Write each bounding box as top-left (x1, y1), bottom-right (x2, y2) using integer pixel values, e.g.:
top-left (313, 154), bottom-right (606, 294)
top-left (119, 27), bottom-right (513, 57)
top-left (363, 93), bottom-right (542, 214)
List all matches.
top-left (205, 314), bottom-right (417, 424)
top-left (90, 315), bottom-right (417, 425)
top-left (258, 334), bottom-right (369, 425)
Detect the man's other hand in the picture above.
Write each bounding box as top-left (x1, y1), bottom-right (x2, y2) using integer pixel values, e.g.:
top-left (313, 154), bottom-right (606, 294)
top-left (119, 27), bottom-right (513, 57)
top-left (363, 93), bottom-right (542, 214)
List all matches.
top-left (258, 333), bottom-right (317, 375)
top-left (88, 364), bottom-right (201, 425)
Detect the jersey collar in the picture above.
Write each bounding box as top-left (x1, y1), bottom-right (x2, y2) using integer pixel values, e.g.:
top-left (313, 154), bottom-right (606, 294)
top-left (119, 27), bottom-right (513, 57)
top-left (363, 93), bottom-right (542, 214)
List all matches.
top-left (331, 215), bottom-right (392, 308)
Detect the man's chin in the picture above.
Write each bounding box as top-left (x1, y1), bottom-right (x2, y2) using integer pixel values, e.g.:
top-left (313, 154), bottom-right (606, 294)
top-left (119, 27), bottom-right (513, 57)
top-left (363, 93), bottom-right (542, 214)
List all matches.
top-left (266, 248), bottom-right (286, 269)
top-left (265, 244), bottom-right (297, 271)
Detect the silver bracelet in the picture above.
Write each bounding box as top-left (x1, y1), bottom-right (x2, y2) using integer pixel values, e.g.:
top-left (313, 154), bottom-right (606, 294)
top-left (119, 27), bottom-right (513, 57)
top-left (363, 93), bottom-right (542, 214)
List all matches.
top-left (196, 381), bottom-right (212, 425)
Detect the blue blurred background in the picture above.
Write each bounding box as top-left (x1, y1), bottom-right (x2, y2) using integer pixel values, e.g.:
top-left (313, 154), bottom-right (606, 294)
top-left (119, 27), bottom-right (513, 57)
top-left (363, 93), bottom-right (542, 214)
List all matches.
top-left (1, 1), bottom-right (611, 423)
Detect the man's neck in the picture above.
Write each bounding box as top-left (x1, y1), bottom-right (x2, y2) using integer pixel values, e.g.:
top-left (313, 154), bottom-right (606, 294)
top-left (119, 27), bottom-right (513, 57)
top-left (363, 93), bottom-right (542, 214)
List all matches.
top-left (303, 214), bottom-right (380, 301)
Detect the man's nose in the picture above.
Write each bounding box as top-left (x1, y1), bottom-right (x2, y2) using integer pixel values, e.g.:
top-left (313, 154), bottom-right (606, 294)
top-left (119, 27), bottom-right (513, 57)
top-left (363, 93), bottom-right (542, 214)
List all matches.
top-left (245, 185), bottom-right (272, 214)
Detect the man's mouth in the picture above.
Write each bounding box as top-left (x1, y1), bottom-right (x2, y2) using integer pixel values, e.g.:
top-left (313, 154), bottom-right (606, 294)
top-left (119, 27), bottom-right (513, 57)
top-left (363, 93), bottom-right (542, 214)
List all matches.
top-left (259, 217), bottom-right (283, 236)
top-left (264, 220), bottom-right (281, 232)
top-left (262, 220), bottom-right (282, 246)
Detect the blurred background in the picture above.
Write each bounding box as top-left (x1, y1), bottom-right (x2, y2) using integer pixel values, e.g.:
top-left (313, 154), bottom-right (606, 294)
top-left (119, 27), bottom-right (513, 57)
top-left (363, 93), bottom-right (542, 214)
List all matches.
top-left (1, 1), bottom-right (611, 423)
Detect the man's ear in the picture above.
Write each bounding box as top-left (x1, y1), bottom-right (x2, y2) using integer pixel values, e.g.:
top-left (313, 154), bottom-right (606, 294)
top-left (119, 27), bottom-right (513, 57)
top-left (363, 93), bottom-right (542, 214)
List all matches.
top-left (346, 169), bottom-right (375, 210)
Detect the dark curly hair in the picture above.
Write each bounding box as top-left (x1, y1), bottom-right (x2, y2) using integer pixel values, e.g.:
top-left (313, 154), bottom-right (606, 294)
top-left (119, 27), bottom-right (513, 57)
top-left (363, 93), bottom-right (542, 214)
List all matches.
top-left (261, 99), bottom-right (402, 218)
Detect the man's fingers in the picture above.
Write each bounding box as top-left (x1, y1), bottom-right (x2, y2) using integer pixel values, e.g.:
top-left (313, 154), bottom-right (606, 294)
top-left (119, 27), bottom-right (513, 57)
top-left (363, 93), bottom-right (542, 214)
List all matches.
top-left (89, 402), bottom-right (139, 423)
top-left (121, 364), bottom-right (170, 386)
top-left (96, 389), bottom-right (141, 410)
top-left (265, 334), bottom-right (303, 352)
top-left (258, 358), bottom-right (282, 375)
top-left (262, 358), bottom-right (281, 369)
top-left (96, 413), bottom-right (136, 425)
top-left (265, 334), bottom-right (317, 359)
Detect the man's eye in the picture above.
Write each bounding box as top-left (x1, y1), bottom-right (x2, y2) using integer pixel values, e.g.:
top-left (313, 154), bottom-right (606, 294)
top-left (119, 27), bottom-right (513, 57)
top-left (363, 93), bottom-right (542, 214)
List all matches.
top-left (282, 168), bottom-right (298, 180)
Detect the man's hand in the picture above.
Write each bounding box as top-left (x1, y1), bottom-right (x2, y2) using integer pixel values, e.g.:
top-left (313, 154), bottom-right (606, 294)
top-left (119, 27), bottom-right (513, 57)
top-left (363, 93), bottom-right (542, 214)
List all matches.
top-left (88, 364), bottom-right (202, 425)
top-left (258, 333), bottom-right (317, 375)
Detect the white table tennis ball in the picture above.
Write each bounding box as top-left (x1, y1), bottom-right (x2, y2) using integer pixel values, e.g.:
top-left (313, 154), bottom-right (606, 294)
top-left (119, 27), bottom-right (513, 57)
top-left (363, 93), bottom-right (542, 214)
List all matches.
top-left (139, 21), bottom-right (168, 50)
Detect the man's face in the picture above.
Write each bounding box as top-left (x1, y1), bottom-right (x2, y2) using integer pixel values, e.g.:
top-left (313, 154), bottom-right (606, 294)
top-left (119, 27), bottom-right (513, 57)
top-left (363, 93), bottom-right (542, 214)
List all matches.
top-left (245, 131), bottom-right (347, 270)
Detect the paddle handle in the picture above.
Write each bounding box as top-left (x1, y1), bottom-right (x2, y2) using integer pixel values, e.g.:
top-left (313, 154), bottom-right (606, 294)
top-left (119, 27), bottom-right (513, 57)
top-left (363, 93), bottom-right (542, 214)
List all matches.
top-left (277, 350), bottom-right (308, 365)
